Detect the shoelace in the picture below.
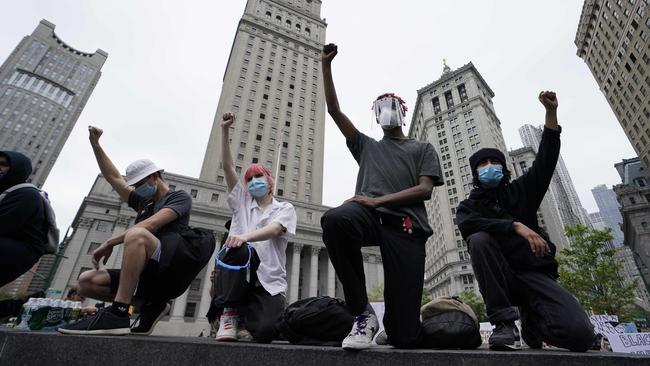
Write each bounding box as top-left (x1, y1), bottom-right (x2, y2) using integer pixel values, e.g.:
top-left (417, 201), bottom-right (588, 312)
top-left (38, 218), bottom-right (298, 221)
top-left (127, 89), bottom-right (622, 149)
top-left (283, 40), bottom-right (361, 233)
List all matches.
top-left (351, 314), bottom-right (369, 336)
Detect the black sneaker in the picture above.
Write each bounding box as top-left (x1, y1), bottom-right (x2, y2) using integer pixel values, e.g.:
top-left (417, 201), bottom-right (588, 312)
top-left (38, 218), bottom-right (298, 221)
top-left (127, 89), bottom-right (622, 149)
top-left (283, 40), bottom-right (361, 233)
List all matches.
top-left (130, 302), bottom-right (171, 335)
top-left (58, 307), bottom-right (130, 335)
top-left (489, 322), bottom-right (522, 351)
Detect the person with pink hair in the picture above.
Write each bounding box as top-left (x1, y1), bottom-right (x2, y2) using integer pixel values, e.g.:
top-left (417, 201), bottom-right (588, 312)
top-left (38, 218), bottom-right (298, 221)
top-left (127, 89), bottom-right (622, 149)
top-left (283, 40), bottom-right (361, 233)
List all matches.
top-left (212, 112), bottom-right (297, 343)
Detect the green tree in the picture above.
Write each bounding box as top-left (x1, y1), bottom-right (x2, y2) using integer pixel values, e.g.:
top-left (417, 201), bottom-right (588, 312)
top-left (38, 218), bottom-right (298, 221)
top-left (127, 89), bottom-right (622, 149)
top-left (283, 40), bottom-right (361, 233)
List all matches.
top-left (457, 290), bottom-right (488, 322)
top-left (557, 225), bottom-right (638, 321)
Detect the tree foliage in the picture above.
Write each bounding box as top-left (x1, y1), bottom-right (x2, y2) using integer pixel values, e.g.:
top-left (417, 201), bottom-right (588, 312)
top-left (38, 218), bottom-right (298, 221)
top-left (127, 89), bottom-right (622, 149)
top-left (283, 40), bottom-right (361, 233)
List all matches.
top-left (367, 283), bottom-right (432, 306)
top-left (457, 290), bottom-right (488, 322)
top-left (557, 225), bottom-right (638, 321)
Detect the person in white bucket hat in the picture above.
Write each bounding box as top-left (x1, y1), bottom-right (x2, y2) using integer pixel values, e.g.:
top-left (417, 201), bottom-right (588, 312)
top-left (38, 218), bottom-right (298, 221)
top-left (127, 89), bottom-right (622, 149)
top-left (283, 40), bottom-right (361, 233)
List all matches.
top-left (59, 126), bottom-right (215, 336)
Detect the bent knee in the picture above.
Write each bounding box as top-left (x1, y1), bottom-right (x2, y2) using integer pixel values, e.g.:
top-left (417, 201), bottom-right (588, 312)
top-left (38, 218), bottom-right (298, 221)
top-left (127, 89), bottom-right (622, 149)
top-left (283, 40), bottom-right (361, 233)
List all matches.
top-left (77, 270), bottom-right (104, 294)
top-left (124, 227), bottom-right (156, 246)
top-left (467, 232), bottom-right (497, 252)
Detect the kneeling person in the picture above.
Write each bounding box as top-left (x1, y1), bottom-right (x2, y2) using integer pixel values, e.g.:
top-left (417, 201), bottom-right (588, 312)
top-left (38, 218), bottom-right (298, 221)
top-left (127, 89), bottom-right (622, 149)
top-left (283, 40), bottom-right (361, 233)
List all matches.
top-left (456, 91), bottom-right (594, 352)
top-left (211, 112), bottom-right (297, 343)
top-left (59, 126), bottom-right (213, 335)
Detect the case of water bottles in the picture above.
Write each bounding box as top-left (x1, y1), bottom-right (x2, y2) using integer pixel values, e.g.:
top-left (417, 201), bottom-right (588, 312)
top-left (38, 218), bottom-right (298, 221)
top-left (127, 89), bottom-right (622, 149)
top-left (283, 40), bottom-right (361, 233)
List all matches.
top-left (15, 298), bottom-right (83, 331)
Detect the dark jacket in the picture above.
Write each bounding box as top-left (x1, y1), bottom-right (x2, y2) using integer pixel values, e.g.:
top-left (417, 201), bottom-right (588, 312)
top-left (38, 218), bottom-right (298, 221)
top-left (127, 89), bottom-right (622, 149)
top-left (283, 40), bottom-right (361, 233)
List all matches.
top-left (0, 151), bottom-right (47, 255)
top-left (456, 127), bottom-right (561, 277)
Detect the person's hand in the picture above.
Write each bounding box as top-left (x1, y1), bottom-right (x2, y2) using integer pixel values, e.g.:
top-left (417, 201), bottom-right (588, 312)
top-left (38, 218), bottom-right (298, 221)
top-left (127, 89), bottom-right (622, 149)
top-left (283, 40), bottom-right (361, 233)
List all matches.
top-left (91, 241), bottom-right (113, 269)
top-left (513, 221), bottom-right (551, 257)
top-left (321, 43), bottom-right (338, 64)
top-left (538, 91), bottom-right (558, 111)
top-left (224, 233), bottom-right (248, 248)
top-left (221, 112), bottom-right (236, 129)
top-left (88, 126), bottom-right (103, 147)
top-left (345, 195), bottom-right (381, 208)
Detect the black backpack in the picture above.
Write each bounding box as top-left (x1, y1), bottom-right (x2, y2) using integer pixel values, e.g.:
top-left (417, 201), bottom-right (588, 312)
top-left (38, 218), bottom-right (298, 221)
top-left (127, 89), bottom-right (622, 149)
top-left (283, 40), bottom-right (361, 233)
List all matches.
top-left (278, 296), bottom-right (354, 346)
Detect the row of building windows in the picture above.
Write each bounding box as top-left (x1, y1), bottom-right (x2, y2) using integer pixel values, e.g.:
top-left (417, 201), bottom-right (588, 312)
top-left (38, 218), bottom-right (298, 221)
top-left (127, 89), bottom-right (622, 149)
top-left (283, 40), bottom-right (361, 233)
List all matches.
top-left (7, 71), bottom-right (73, 107)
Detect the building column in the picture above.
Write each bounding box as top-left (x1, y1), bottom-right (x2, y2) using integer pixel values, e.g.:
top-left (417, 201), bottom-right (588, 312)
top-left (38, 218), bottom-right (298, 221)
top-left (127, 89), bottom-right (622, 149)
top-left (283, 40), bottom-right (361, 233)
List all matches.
top-left (308, 246), bottom-right (320, 297)
top-left (197, 250), bottom-right (216, 323)
top-left (289, 244), bottom-right (303, 303)
top-left (169, 288), bottom-right (189, 322)
top-left (327, 260), bottom-right (336, 297)
top-left (362, 253), bottom-right (370, 288)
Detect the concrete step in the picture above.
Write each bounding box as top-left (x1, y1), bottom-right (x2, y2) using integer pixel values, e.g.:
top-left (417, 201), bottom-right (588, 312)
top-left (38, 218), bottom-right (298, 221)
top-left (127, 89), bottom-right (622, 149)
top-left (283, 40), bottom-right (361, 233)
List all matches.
top-left (0, 329), bottom-right (647, 366)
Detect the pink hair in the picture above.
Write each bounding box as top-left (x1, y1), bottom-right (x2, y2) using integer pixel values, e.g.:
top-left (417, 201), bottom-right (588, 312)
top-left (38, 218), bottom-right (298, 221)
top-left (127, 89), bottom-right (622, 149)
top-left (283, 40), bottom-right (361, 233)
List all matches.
top-left (243, 163), bottom-right (275, 193)
top-left (374, 92), bottom-right (408, 113)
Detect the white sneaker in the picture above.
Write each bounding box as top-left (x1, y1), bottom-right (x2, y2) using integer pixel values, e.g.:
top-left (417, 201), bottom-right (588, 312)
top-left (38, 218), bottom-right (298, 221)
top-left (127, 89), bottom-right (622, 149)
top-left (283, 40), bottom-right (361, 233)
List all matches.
top-left (342, 311), bottom-right (379, 350)
top-left (215, 309), bottom-right (238, 342)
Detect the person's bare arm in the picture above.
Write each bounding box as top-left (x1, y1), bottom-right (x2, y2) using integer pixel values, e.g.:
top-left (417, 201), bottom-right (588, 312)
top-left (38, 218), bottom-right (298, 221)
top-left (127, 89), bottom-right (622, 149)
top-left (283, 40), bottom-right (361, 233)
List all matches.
top-left (346, 176), bottom-right (435, 208)
top-left (220, 112), bottom-right (239, 192)
top-left (88, 126), bottom-right (133, 202)
top-left (321, 43), bottom-right (358, 141)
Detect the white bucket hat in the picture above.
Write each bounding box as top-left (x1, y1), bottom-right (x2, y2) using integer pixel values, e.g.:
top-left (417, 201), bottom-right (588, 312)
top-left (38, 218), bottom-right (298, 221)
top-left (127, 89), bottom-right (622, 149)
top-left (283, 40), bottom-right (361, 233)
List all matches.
top-left (124, 159), bottom-right (163, 186)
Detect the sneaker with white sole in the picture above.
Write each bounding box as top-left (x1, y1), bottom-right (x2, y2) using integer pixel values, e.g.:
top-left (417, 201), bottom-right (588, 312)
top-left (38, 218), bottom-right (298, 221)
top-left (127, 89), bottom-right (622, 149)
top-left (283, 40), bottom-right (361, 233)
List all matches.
top-left (216, 309), bottom-right (239, 342)
top-left (489, 321), bottom-right (522, 351)
top-left (342, 311), bottom-right (379, 350)
top-left (130, 302), bottom-right (171, 336)
top-left (58, 307), bottom-right (130, 336)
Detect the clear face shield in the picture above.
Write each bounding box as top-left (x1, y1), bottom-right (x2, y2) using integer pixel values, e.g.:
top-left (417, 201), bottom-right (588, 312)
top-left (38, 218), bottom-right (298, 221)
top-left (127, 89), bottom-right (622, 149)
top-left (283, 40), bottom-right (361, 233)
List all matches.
top-left (373, 97), bottom-right (405, 129)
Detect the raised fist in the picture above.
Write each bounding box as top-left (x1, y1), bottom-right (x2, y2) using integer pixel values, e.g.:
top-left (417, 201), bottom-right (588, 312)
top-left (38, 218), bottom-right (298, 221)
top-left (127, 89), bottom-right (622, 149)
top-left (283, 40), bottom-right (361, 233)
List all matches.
top-left (538, 91), bottom-right (558, 111)
top-left (221, 112), bottom-right (236, 129)
top-left (321, 43), bottom-right (338, 64)
top-left (88, 125), bottom-right (103, 146)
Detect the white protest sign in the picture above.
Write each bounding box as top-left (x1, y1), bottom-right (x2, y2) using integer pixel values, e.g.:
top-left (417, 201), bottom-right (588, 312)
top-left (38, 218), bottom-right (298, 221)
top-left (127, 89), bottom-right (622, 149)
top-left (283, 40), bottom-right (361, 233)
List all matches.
top-left (590, 314), bottom-right (650, 354)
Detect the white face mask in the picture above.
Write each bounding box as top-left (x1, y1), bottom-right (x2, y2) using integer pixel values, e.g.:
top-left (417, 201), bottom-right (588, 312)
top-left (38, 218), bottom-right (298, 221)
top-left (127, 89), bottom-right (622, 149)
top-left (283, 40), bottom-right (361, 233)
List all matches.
top-left (373, 97), bottom-right (405, 129)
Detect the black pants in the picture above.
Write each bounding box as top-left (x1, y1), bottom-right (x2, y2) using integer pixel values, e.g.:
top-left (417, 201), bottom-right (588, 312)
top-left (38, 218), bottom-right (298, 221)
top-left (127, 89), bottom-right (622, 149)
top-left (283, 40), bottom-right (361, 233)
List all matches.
top-left (321, 202), bottom-right (427, 349)
top-left (210, 245), bottom-right (285, 343)
top-left (0, 237), bottom-right (41, 287)
top-left (467, 232), bottom-right (594, 352)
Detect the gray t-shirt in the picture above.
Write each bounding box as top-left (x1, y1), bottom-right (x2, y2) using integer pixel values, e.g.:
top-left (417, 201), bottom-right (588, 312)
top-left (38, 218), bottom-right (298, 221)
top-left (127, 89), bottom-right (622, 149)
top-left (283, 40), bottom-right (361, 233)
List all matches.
top-left (347, 132), bottom-right (443, 236)
top-left (129, 189), bottom-right (192, 233)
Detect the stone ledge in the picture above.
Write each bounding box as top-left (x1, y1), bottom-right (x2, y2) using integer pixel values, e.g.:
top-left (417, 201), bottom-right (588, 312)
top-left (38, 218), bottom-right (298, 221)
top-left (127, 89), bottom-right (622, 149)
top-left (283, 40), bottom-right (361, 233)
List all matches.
top-left (0, 329), bottom-right (647, 366)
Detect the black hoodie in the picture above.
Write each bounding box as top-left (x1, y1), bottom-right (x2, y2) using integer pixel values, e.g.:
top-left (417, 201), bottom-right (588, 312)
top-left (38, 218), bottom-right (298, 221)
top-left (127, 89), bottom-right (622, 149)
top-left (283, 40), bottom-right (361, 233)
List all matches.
top-left (0, 151), bottom-right (47, 254)
top-left (456, 127), bottom-right (562, 278)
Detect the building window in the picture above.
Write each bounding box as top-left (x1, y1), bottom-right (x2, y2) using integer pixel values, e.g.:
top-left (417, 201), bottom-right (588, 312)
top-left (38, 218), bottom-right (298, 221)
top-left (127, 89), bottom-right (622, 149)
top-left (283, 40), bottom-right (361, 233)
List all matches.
top-left (277, 189), bottom-right (284, 196)
top-left (445, 91), bottom-right (454, 109)
top-left (211, 193), bottom-right (219, 203)
top-left (96, 221), bottom-right (111, 232)
top-left (458, 84), bottom-right (468, 102)
top-left (87, 242), bottom-right (101, 254)
top-left (184, 302), bottom-right (197, 317)
top-left (190, 278), bottom-right (201, 291)
top-left (190, 189), bottom-right (198, 198)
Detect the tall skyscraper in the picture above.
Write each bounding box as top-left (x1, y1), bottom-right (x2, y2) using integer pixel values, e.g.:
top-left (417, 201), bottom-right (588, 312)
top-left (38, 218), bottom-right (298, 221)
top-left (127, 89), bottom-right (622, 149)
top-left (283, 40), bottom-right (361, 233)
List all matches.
top-left (614, 157), bottom-right (650, 287)
top-left (201, 0), bottom-right (327, 204)
top-left (591, 184), bottom-right (625, 246)
top-left (0, 19), bottom-right (106, 295)
top-left (575, 0), bottom-right (650, 171)
top-left (509, 146), bottom-right (570, 250)
top-left (519, 124), bottom-right (591, 231)
top-left (410, 62), bottom-right (511, 298)
top-left (0, 19), bottom-right (107, 187)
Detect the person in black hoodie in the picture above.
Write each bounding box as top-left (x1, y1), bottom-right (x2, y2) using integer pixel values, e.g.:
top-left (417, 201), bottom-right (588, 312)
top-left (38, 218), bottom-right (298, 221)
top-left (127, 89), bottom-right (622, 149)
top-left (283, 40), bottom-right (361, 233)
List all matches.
top-left (0, 151), bottom-right (47, 287)
top-left (456, 91), bottom-right (594, 352)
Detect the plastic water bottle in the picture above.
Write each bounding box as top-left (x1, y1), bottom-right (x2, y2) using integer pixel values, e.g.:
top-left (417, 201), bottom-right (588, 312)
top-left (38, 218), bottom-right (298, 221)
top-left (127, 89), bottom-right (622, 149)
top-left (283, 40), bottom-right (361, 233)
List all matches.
top-left (15, 298), bottom-right (37, 330)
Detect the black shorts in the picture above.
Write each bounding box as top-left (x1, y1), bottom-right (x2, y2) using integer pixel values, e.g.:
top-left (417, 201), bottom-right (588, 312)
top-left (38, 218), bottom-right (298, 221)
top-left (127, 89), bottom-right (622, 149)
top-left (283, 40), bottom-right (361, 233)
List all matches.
top-left (108, 229), bottom-right (215, 304)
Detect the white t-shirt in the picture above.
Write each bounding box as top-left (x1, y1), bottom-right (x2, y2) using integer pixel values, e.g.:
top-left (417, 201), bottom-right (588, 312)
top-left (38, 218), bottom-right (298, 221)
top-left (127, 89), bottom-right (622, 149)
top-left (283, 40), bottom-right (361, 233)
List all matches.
top-left (227, 181), bottom-right (297, 296)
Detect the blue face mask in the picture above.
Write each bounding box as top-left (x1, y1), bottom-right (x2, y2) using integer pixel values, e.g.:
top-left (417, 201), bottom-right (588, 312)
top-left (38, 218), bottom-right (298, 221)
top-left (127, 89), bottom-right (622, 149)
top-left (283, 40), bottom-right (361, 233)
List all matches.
top-left (134, 182), bottom-right (157, 201)
top-left (248, 177), bottom-right (269, 198)
top-left (478, 164), bottom-right (504, 187)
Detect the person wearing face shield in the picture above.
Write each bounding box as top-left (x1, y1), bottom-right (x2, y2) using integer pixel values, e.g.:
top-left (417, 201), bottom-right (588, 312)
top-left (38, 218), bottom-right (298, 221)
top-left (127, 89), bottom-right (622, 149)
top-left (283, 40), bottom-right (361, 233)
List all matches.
top-left (456, 92), bottom-right (594, 352)
top-left (59, 126), bottom-right (215, 336)
top-left (320, 43), bottom-right (444, 350)
top-left (212, 112), bottom-right (297, 343)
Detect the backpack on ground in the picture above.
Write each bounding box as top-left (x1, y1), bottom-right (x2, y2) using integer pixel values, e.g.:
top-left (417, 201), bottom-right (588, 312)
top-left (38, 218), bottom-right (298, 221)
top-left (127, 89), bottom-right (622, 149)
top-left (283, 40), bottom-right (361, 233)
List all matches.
top-left (0, 183), bottom-right (60, 254)
top-left (278, 296), bottom-right (354, 346)
top-left (420, 296), bottom-right (482, 349)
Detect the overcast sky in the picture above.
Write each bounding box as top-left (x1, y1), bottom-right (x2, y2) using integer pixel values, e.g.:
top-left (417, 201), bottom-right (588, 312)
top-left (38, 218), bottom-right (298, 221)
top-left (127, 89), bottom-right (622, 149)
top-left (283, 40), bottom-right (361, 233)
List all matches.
top-left (0, 0), bottom-right (636, 232)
